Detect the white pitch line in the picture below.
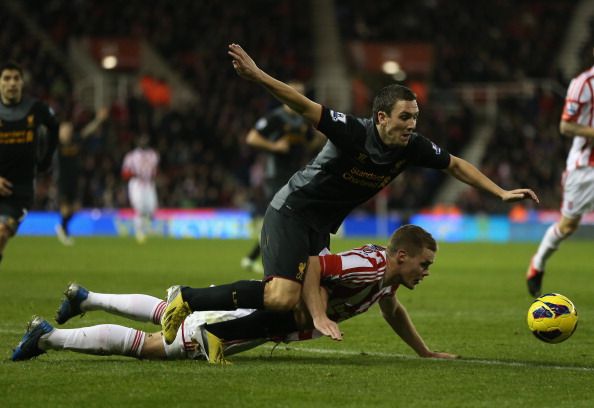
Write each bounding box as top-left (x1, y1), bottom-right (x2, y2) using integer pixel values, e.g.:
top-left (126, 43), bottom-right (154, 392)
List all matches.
top-left (266, 345), bottom-right (594, 373)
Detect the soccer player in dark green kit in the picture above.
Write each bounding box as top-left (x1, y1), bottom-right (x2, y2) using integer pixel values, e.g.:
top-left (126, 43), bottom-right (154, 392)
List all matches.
top-left (161, 44), bottom-right (539, 359)
top-left (0, 61), bottom-right (58, 264)
top-left (55, 107), bottom-right (108, 246)
top-left (242, 80), bottom-right (323, 273)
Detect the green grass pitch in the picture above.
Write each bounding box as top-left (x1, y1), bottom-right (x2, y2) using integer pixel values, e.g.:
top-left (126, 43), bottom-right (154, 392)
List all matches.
top-left (1, 236), bottom-right (593, 407)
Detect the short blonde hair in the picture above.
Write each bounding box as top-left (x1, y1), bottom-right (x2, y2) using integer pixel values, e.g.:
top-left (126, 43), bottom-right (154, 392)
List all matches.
top-left (386, 224), bottom-right (436, 257)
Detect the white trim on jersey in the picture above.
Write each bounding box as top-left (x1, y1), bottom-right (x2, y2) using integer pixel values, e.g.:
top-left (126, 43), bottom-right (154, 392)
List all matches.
top-left (122, 147), bottom-right (159, 183)
top-left (320, 245), bottom-right (397, 322)
top-left (563, 66), bottom-right (594, 171)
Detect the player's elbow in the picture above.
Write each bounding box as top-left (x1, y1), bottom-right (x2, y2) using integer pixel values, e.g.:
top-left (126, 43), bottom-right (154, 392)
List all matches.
top-left (121, 170), bottom-right (133, 181)
top-left (245, 129), bottom-right (260, 146)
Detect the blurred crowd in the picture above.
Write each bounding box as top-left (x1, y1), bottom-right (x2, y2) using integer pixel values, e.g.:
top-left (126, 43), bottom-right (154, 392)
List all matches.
top-left (0, 0), bottom-right (580, 215)
top-left (338, 0), bottom-right (575, 213)
top-left (338, 0), bottom-right (570, 84)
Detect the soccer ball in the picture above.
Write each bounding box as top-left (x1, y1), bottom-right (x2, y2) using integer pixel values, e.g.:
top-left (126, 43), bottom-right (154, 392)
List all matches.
top-left (526, 293), bottom-right (578, 344)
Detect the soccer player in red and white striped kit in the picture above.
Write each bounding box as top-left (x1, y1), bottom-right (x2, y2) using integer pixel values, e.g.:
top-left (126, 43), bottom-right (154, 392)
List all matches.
top-left (12, 225), bottom-right (457, 362)
top-left (121, 133), bottom-right (159, 243)
top-left (527, 51), bottom-right (594, 297)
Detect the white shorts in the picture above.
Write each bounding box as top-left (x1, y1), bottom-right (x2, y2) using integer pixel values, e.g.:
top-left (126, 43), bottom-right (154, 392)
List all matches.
top-left (561, 168), bottom-right (594, 219)
top-left (165, 309), bottom-right (256, 360)
top-left (128, 179), bottom-right (157, 216)
top-left (164, 309), bottom-right (323, 360)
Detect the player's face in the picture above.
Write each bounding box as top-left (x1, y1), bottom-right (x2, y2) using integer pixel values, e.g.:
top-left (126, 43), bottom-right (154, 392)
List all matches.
top-left (376, 100), bottom-right (419, 147)
top-left (388, 247), bottom-right (434, 290)
top-left (0, 69), bottom-right (24, 105)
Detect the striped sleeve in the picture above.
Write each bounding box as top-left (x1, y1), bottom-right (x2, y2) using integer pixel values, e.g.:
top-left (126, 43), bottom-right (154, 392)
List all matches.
top-left (320, 249), bottom-right (385, 284)
top-left (319, 254), bottom-right (342, 277)
top-left (562, 75), bottom-right (593, 122)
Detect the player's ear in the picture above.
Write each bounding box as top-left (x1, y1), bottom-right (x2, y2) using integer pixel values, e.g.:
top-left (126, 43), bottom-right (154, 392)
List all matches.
top-left (395, 249), bottom-right (408, 263)
top-left (376, 111), bottom-right (388, 124)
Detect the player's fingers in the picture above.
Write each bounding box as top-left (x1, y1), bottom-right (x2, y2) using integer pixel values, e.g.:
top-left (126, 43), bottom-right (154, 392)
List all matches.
top-left (526, 190), bottom-right (539, 203)
top-left (515, 190), bottom-right (539, 203)
top-left (321, 323), bottom-right (340, 340)
top-left (229, 43), bottom-right (246, 58)
top-left (330, 324), bottom-right (342, 340)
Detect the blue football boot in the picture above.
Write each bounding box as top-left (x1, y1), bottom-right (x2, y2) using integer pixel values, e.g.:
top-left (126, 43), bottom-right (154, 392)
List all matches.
top-left (55, 283), bottom-right (89, 324)
top-left (12, 316), bottom-right (54, 361)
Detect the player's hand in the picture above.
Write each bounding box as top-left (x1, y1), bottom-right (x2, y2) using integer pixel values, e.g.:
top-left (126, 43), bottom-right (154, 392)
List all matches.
top-left (313, 315), bottom-right (342, 341)
top-left (422, 351), bottom-right (459, 359)
top-left (501, 188), bottom-right (539, 204)
top-left (0, 177), bottom-right (13, 196)
top-left (228, 43), bottom-right (263, 82)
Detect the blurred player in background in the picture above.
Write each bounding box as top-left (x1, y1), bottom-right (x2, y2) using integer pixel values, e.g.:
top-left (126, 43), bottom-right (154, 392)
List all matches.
top-left (55, 107), bottom-right (109, 246)
top-left (241, 80), bottom-right (324, 273)
top-left (0, 61), bottom-right (58, 265)
top-left (527, 50), bottom-right (594, 297)
top-left (160, 43), bottom-right (539, 346)
top-left (12, 225), bottom-right (457, 363)
top-left (121, 133), bottom-right (159, 243)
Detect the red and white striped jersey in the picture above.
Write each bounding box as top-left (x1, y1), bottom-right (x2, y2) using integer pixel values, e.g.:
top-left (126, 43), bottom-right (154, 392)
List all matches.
top-left (122, 147), bottom-right (159, 183)
top-left (562, 65), bottom-right (594, 170)
top-left (319, 244), bottom-right (398, 322)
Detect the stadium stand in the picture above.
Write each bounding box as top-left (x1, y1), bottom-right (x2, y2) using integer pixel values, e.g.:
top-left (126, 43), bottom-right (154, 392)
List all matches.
top-left (336, 0), bottom-right (575, 214)
top-left (5, 0), bottom-right (313, 210)
top-left (0, 0), bottom-right (579, 216)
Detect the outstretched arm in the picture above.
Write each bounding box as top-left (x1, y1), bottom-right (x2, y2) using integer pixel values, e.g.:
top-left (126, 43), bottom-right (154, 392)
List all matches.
top-left (559, 120), bottom-right (594, 139)
top-left (228, 43), bottom-right (322, 125)
top-left (81, 107), bottom-right (109, 138)
top-left (246, 129), bottom-right (290, 154)
top-left (446, 155), bottom-right (539, 203)
top-left (379, 295), bottom-right (458, 359)
top-left (302, 256), bottom-right (342, 341)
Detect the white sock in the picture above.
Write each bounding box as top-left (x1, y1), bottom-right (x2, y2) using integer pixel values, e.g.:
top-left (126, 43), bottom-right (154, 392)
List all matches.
top-left (142, 215), bottom-right (152, 235)
top-left (40, 325), bottom-right (145, 357)
top-left (533, 224), bottom-right (565, 270)
top-left (83, 293), bottom-right (166, 324)
top-left (134, 214), bottom-right (144, 236)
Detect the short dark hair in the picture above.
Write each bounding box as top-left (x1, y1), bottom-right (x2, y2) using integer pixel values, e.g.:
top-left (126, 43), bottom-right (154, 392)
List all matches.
top-left (372, 84), bottom-right (416, 123)
top-left (386, 224), bottom-right (436, 257)
top-left (0, 61), bottom-right (24, 77)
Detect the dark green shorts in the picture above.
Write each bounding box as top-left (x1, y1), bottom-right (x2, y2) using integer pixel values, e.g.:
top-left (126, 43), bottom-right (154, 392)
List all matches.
top-left (260, 206), bottom-right (330, 283)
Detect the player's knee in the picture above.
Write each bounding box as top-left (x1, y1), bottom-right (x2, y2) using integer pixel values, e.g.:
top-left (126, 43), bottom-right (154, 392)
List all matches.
top-left (0, 224), bottom-right (13, 243)
top-left (558, 219), bottom-right (579, 236)
top-left (264, 281), bottom-right (301, 311)
top-left (268, 295), bottom-right (299, 311)
top-left (140, 332), bottom-right (167, 360)
top-left (560, 224), bottom-right (578, 236)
